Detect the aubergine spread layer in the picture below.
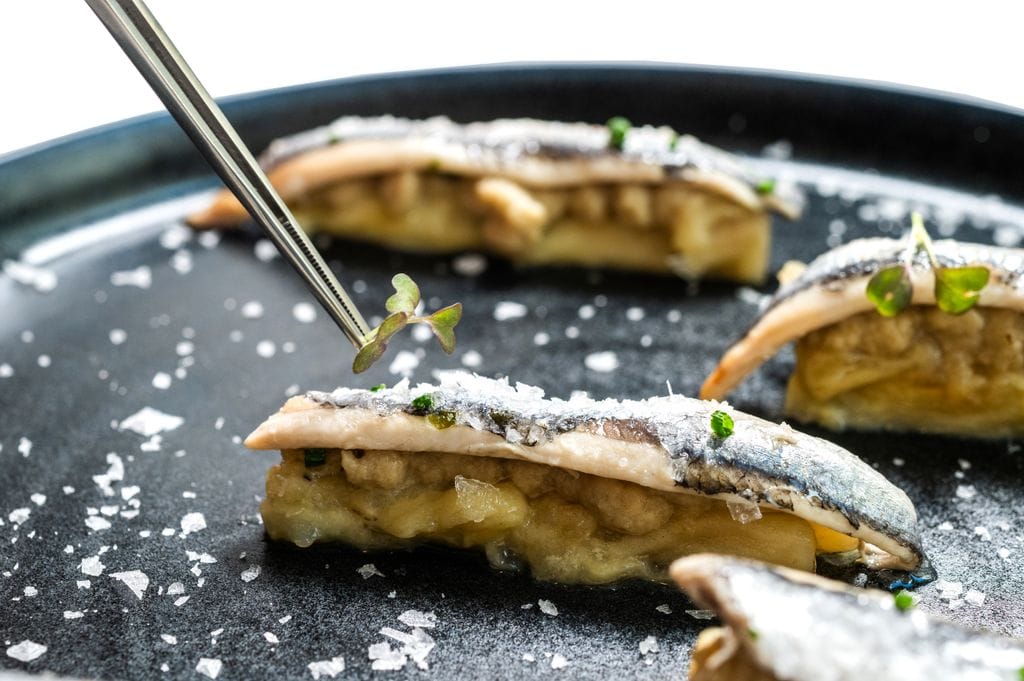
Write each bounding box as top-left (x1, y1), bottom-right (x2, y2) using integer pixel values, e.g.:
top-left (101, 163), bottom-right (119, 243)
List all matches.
top-left (188, 117), bottom-right (801, 283)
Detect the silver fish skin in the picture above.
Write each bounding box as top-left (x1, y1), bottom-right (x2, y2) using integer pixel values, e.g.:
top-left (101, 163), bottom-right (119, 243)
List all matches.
top-left (254, 115), bottom-right (802, 216)
top-left (767, 237), bottom-right (1024, 314)
top-left (672, 554), bottom-right (1024, 681)
top-left (247, 372), bottom-right (924, 569)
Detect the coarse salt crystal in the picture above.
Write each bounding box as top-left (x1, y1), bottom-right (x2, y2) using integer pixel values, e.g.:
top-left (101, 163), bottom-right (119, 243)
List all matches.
top-left (493, 301), bottom-right (528, 321)
top-left (357, 563), bottom-right (384, 579)
top-left (195, 657), bottom-right (222, 679)
top-left (955, 484), bottom-right (976, 500)
top-left (6, 640), bottom-right (46, 662)
top-left (639, 636), bottom-right (659, 655)
top-left (584, 351), bottom-right (618, 373)
top-left (550, 653), bottom-right (569, 670)
top-left (110, 570), bottom-right (149, 600)
top-left (241, 566), bottom-right (261, 582)
top-left (180, 512), bottom-right (206, 536)
top-left (398, 610), bottom-right (437, 629)
top-left (307, 655), bottom-right (346, 679)
top-left (538, 599), bottom-right (558, 616)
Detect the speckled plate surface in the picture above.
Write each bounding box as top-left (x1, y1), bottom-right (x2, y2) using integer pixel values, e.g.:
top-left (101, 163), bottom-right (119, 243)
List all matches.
top-left (2, 64), bottom-right (1024, 680)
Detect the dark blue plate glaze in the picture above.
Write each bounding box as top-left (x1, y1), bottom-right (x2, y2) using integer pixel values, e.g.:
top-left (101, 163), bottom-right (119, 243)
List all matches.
top-left (2, 64), bottom-right (1023, 680)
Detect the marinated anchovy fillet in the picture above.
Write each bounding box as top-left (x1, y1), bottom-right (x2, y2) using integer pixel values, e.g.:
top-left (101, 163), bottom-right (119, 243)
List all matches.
top-left (672, 554), bottom-right (1024, 681)
top-left (701, 237), bottom-right (1024, 436)
top-left (189, 116), bottom-right (801, 283)
top-left (245, 372), bottom-right (923, 584)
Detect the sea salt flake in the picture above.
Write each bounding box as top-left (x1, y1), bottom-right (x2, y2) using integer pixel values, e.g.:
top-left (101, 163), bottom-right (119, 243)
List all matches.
top-left (307, 655), bottom-right (346, 679)
top-left (241, 301), bottom-right (264, 319)
top-left (110, 265), bottom-right (152, 289)
top-left (4, 260), bottom-right (58, 292)
top-left (292, 302), bottom-right (317, 323)
top-left (121, 486), bottom-right (140, 501)
top-left (452, 253), bottom-right (487, 276)
top-left (161, 634), bottom-right (178, 645)
top-left (254, 239), bottom-right (279, 262)
top-left (195, 657), bottom-right (222, 679)
top-left (23, 586), bottom-right (37, 597)
top-left (538, 599), bottom-right (559, 616)
top-left (110, 570), bottom-right (149, 600)
top-left (398, 610), bottom-right (437, 629)
top-left (938, 521), bottom-right (954, 531)
top-left (18, 437), bottom-right (32, 457)
top-left (170, 250), bottom-right (193, 274)
top-left (77, 580), bottom-right (91, 589)
top-left (974, 526), bottom-right (992, 541)
top-left (494, 301), bottom-right (528, 321)
top-left (955, 484), bottom-right (976, 500)
top-left (935, 580), bottom-right (963, 600)
top-left (639, 636), bottom-right (659, 655)
top-left (965, 589), bottom-right (986, 606)
top-left (179, 512), bottom-right (207, 536)
top-left (166, 582), bottom-right (185, 596)
top-left (29, 493), bottom-right (45, 506)
top-left (279, 615), bottom-right (292, 624)
top-left (256, 340), bottom-right (276, 358)
top-left (388, 350), bottom-right (419, 377)
top-left (9, 507), bottom-right (30, 525)
top-left (522, 653), bottom-right (536, 663)
top-left (6, 640), bottom-right (46, 662)
top-left (119, 407), bottom-right (184, 437)
top-left (186, 551), bottom-right (216, 564)
top-left (85, 516), bottom-right (112, 531)
top-left (550, 653), bottom-right (569, 670)
top-left (655, 604), bottom-right (672, 614)
top-left (357, 563), bottom-right (384, 579)
top-left (686, 609), bottom-right (716, 620)
top-left (174, 596), bottom-right (190, 607)
top-left (368, 642), bottom-right (407, 671)
top-left (64, 611), bottom-right (84, 620)
top-left (241, 566), bottom-right (261, 582)
top-left (263, 632), bottom-right (279, 644)
top-left (584, 351), bottom-right (619, 373)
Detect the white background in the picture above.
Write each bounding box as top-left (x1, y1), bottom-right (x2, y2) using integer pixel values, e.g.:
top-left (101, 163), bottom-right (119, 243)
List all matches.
top-left (1, 1), bottom-right (1021, 156)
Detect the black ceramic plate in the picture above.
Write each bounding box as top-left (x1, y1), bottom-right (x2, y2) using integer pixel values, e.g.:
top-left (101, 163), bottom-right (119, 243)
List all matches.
top-left (2, 64), bottom-right (1024, 680)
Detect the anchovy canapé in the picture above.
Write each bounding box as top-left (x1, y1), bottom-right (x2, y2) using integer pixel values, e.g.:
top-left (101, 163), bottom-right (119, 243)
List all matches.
top-left (245, 373), bottom-right (923, 584)
top-left (672, 554), bottom-right (1024, 681)
top-left (189, 116), bottom-right (801, 283)
top-left (702, 237), bottom-right (1024, 436)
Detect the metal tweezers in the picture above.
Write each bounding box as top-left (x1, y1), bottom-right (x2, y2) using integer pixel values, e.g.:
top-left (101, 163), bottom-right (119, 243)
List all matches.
top-left (85, 0), bottom-right (372, 349)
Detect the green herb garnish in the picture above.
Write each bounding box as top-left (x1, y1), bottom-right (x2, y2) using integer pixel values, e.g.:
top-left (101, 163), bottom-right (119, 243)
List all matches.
top-left (893, 589), bottom-right (915, 612)
top-left (754, 178), bottom-right (776, 195)
top-left (607, 116), bottom-right (631, 150)
top-left (427, 410), bottom-right (457, 430)
top-left (303, 448), bottom-right (327, 467)
top-left (490, 410), bottom-right (515, 428)
top-left (370, 384), bottom-right (386, 392)
top-left (1018, 667), bottom-right (1024, 681)
top-left (866, 212), bottom-right (989, 317)
top-left (668, 131), bottom-right (680, 151)
top-left (747, 628), bottom-right (759, 641)
top-left (352, 273), bottom-right (463, 373)
top-left (410, 393), bottom-right (435, 413)
top-left (710, 410), bottom-right (734, 439)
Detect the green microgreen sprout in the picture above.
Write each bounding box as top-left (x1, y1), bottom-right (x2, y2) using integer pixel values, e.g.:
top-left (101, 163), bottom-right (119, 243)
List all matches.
top-left (370, 383), bottom-right (386, 392)
top-left (668, 131), bottom-right (680, 151)
top-left (410, 393), bottom-right (435, 413)
top-left (893, 589), bottom-right (915, 612)
top-left (710, 410), bottom-right (734, 439)
top-left (866, 212), bottom-right (989, 317)
top-left (303, 448), bottom-right (327, 467)
top-left (754, 178), bottom-right (776, 195)
top-left (352, 273), bottom-right (463, 373)
top-left (607, 116), bottom-right (632, 151)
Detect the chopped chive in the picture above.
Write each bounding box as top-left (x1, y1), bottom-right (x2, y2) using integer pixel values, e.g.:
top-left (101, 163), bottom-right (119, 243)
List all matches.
top-left (410, 393), bottom-right (434, 413)
top-left (427, 410), bottom-right (457, 430)
top-left (607, 116), bottom-right (631, 150)
top-left (710, 410), bottom-right (734, 439)
top-left (370, 384), bottom-right (386, 392)
top-left (893, 589), bottom-right (915, 612)
top-left (754, 178), bottom-right (776, 195)
top-left (303, 448), bottom-right (327, 467)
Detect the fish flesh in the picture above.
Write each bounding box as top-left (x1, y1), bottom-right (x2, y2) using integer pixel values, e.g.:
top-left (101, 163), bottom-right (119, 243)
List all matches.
top-left (245, 372), bottom-right (923, 584)
top-left (672, 554), bottom-right (1024, 681)
top-left (188, 116), bottom-right (801, 283)
top-left (701, 237), bottom-right (1024, 436)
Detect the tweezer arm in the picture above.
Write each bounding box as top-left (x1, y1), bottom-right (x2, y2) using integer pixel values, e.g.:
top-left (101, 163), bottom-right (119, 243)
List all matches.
top-left (85, 0), bottom-right (372, 347)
